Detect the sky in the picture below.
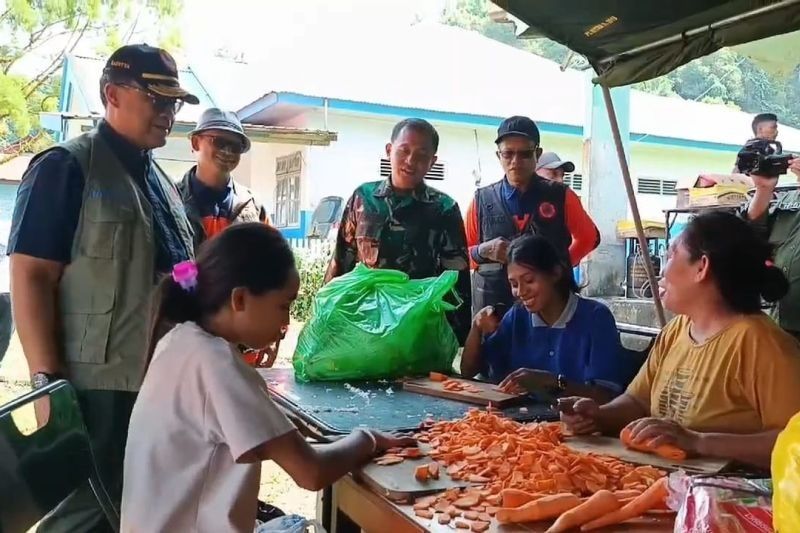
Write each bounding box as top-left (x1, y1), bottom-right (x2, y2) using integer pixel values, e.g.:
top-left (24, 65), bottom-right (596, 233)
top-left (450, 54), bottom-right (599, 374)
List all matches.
top-left (180, 0), bottom-right (450, 60)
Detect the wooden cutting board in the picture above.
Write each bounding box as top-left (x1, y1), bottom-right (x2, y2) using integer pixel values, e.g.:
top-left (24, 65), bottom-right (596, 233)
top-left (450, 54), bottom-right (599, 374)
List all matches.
top-left (565, 435), bottom-right (729, 474)
top-left (359, 446), bottom-right (471, 502)
top-left (402, 377), bottom-right (525, 407)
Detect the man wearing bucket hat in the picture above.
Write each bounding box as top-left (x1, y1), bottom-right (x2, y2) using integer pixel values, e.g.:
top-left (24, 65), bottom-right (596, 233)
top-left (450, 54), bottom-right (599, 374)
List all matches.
top-left (179, 108), bottom-right (269, 248)
top-left (536, 152), bottom-right (575, 184)
top-left (9, 44), bottom-right (197, 531)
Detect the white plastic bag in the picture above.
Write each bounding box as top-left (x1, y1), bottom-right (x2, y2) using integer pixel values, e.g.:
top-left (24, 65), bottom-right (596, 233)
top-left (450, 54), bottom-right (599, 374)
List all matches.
top-left (255, 514), bottom-right (326, 533)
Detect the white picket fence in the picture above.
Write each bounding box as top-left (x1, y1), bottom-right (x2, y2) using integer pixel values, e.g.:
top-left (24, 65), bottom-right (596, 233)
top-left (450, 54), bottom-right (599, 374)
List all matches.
top-left (287, 238), bottom-right (334, 260)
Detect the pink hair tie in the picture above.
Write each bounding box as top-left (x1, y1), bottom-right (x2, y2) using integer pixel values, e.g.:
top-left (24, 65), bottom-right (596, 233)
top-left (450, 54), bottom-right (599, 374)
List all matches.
top-left (172, 260), bottom-right (198, 291)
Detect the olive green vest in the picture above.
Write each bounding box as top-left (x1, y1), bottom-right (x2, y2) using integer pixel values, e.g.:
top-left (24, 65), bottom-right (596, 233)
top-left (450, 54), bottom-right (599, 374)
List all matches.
top-left (57, 129), bottom-right (194, 391)
top-left (768, 188), bottom-right (800, 334)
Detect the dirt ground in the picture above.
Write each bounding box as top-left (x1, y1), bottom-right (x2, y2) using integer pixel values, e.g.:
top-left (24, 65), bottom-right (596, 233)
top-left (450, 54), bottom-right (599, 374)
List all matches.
top-left (0, 319), bottom-right (317, 520)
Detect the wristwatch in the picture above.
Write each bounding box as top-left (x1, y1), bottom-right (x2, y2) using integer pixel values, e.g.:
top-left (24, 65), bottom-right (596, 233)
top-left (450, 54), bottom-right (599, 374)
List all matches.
top-left (31, 372), bottom-right (60, 390)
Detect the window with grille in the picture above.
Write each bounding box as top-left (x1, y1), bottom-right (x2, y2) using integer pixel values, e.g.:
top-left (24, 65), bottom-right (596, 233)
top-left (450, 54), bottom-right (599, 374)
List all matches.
top-left (380, 158), bottom-right (446, 180)
top-left (275, 152), bottom-right (302, 227)
top-left (637, 177), bottom-right (678, 196)
top-left (564, 173), bottom-right (583, 191)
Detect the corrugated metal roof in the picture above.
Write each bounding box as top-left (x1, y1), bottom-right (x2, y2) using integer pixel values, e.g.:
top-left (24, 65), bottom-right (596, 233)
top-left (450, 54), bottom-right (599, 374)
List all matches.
top-left (67, 55), bottom-right (216, 122)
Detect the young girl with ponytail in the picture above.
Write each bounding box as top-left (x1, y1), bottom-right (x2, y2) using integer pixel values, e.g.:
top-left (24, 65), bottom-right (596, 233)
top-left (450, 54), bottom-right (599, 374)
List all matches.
top-left (120, 223), bottom-right (412, 532)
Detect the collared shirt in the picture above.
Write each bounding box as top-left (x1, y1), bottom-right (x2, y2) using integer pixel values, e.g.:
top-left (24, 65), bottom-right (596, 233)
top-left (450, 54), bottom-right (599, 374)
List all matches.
top-left (188, 169), bottom-right (235, 237)
top-left (324, 178), bottom-right (472, 343)
top-left (481, 295), bottom-right (626, 392)
top-left (8, 120), bottom-right (190, 273)
top-left (464, 176), bottom-right (600, 267)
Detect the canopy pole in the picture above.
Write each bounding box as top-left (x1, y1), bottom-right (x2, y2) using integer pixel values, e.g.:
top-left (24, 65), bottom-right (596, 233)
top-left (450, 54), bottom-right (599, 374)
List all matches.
top-left (600, 84), bottom-right (667, 327)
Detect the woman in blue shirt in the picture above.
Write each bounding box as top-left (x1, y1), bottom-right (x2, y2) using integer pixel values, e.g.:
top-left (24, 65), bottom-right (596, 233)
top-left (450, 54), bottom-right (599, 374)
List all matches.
top-left (461, 235), bottom-right (625, 403)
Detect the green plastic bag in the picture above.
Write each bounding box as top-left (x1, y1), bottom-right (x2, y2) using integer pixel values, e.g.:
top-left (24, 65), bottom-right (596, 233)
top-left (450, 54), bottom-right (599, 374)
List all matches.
top-left (293, 264), bottom-right (460, 381)
top-left (773, 410), bottom-right (800, 531)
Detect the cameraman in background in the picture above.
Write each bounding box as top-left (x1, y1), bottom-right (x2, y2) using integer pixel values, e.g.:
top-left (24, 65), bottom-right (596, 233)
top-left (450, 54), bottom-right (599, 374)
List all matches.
top-left (744, 148), bottom-right (800, 339)
top-left (734, 113), bottom-right (779, 173)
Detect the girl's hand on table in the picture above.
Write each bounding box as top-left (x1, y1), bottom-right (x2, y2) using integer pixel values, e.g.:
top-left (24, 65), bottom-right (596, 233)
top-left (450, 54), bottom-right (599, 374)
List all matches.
top-left (625, 417), bottom-right (701, 454)
top-left (370, 430), bottom-right (417, 453)
top-left (557, 397), bottom-right (600, 435)
top-left (498, 368), bottom-right (556, 395)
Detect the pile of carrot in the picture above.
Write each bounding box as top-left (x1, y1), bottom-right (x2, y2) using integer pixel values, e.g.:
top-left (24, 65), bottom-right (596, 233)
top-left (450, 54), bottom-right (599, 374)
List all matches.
top-left (402, 409), bottom-right (672, 530)
top-left (416, 409), bottom-right (664, 496)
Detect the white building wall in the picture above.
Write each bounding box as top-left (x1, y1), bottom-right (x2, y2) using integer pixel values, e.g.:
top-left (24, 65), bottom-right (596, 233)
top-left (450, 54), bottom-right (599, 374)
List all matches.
top-left (299, 109), bottom-right (586, 214)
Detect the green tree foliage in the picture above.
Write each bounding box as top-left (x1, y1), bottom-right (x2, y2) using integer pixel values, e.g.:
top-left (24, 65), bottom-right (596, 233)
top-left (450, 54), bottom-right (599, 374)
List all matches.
top-left (0, 0), bottom-right (183, 162)
top-left (444, 0), bottom-right (800, 129)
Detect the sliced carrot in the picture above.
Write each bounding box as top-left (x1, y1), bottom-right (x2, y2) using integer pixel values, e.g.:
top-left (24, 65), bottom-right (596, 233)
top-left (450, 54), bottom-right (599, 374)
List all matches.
top-left (430, 371), bottom-right (448, 382)
top-left (412, 496), bottom-right (436, 510)
top-left (414, 509), bottom-right (433, 519)
top-left (454, 494), bottom-right (480, 508)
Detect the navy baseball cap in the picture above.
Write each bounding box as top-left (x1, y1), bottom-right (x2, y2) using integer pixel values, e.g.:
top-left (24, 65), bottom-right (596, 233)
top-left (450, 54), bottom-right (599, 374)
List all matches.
top-left (189, 108), bottom-right (251, 153)
top-left (103, 44), bottom-right (199, 104)
top-left (496, 116), bottom-right (541, 144)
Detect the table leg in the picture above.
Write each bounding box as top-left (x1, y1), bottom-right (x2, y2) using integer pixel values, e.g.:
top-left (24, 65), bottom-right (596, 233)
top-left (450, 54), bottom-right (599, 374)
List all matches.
top-left (329, 482), bottom-right (361, 533)
top-left (316, 488), bottom-right (332, 530)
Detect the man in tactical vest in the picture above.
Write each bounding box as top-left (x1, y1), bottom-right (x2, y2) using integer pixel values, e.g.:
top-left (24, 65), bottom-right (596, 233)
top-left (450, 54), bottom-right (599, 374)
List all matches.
top-left (179, 107), bottom-right (270, 248)
top-left (465, 116), bottom-right (600, 315)
top-left (9, 44), bottom-right (197, 532)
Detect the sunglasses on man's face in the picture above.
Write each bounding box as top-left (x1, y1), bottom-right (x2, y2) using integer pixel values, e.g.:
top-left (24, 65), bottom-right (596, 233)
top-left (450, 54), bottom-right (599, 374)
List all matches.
top-left (199, 135), bottom-right (246, 154)
top-left (497, 150), bottom-right (537, 161)
top-left (119, 84), bottom-right (184, 114)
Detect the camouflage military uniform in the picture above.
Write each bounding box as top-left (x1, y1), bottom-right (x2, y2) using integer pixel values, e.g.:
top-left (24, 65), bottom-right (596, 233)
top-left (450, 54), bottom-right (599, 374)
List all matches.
top-left (746, 188), bottom-right (800, 337)
top-left (325, 179), bottom-right (472, 343)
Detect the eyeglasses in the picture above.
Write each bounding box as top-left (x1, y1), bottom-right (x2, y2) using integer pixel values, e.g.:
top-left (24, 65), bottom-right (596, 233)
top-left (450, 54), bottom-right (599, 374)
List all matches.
top-left (119, 84), bottom-right (184, 114)
top-left (198, 134), bottom-right (246, 154)
top-left (497, 150), bottom-right (537, 161)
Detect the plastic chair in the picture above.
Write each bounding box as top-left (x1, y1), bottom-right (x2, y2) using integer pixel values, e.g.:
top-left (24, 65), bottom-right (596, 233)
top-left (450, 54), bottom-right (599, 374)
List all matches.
top-left (0, 379), bottom-right (119, 533)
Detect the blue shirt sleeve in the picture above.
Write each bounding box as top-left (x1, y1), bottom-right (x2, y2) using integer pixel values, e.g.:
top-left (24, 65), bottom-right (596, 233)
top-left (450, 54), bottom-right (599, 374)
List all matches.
top-left (8, 148), bottom-right (85, 262)
top-left (583, 303), bottom-right (625, 392)
top-left (481, 305), bottom-right (519, 381)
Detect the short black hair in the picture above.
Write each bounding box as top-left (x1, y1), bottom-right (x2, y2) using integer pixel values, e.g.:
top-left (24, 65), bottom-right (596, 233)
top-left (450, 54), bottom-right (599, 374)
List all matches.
top-left (507, 234), bottom-right (578, 298)
top-left (390, 118), bottom-right (439, 152)
top-left (752, 113), bottom-right (778, 135)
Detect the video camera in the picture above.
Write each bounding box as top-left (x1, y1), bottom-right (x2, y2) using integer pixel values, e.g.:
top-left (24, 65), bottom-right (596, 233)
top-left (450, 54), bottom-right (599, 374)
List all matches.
top-left (736, 138), bottom-right (793, 178)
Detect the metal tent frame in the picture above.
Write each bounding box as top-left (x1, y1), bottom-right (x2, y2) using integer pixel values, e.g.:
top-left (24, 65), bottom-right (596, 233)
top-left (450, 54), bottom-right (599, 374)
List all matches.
top-left (493, 1), bottom-right (800, 327)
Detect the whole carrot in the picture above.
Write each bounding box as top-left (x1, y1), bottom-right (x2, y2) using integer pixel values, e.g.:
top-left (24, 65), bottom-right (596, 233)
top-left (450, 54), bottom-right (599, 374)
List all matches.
top-left (580, 477), bottom-right (668, 531)
top-left (620, 427), bottom-right (687, 461)
top-left (496, 493), bottom-right (581, 524)
top-left (546, 490), bottom-right (621, 533)
top-left (500, 488), bottom-right (544, 508)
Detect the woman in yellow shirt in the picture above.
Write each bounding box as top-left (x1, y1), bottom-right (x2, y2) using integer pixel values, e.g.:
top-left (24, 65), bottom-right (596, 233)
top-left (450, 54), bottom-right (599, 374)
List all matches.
top-left (560, 211), bottom-right (800, 470)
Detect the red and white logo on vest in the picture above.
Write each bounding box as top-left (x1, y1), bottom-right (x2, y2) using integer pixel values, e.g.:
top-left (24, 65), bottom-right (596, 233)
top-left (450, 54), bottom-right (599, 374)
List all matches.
top-left (538, 202), bottom-right (557, 219)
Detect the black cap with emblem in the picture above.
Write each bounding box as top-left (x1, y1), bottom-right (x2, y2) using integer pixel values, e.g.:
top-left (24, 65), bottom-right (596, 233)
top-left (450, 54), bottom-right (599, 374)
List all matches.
top-left (495, 115), bottom-right (541, 145)
top-left (103, 44), bottom-right (199, 104)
